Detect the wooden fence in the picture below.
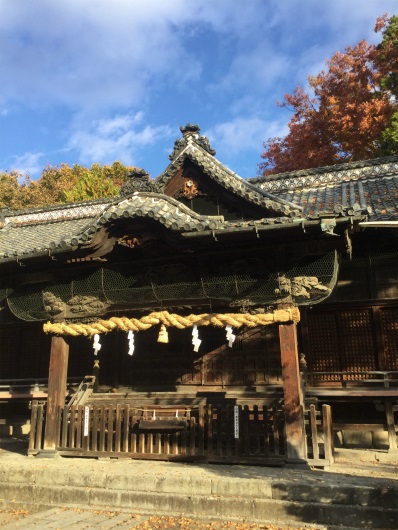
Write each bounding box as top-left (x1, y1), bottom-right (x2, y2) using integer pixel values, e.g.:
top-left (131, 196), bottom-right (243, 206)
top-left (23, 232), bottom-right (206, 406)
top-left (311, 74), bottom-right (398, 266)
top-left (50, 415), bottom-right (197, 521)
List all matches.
top-left (29, 401), bottom-right (333, 467)
top-left (304, 404), bottom-right (334, 467)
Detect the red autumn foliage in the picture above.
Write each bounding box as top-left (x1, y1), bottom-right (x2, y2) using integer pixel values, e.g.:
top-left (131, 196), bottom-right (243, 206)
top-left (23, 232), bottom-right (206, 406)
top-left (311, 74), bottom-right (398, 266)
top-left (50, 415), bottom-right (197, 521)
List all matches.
top-left (259, 14), bottom-right (398, 175)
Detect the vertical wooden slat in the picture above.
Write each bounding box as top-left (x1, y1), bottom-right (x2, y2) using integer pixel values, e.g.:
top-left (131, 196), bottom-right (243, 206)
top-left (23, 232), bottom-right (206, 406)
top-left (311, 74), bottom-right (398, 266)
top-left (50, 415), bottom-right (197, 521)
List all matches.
top-left (61, 405), bottom-right (69, 448)
top-left (206, 404), bottom-right (213, 456)
top-left (122, 405), bottom-right (130, 452)
top-left (138, 432), bottom-right (145, 453)
top-left (91, 405), bottom-right (98, 452)
top-left (131, 433), bottom-right (137, 453)
top-left (253, 405), bottom-right (260, 455)
top-left (216, 405), bottom-right (223, 455)
top-left (107, 407), bottom-right (113, 452)
top-left (35, 403), bottom-right (44, 451)
top-left (322, 404), bottom-right (334, 463)
top-left (243, 405), bottom-right (250, 455)
top-left (198, 406), bottom-right (205, 455)
top-left (272, 405), bottom-right (280, 456)
top-left (99, 406), bottom-right (106, 452)
top-left (148, 433), bottom-right (154, 454)
top-left (263, 405), bottom-right (269, 456)
top-left (29, 401), bottom-right (38, 451)
top-left (76, 406), bottom-right (83, 449)
top-left (189, 417), bottom-right (196, 456)
top-left (309, 405), bottom-right (319, 460)
top-left (130, 412), bottom-right (137, 453)
top-left (172, 432), bottom-right (179, 455)
top-left (164, 434), bottom-right (170, 455)
top-left (181, 429), bottom-right (187, 456)
top-left (155, 433), bottom-right (162, 454)
top-left (115, 404), bottom-right (121, 453)
top-left (225, 404), bottom-right (232, 457)
top-left (69, 406), bottom-right (76, 448)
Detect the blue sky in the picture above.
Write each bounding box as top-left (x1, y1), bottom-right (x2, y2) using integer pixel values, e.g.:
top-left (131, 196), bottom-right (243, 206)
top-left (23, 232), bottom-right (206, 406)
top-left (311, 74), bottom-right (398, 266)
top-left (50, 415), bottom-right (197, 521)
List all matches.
top-left (1, 1), bottom-right (397, 181)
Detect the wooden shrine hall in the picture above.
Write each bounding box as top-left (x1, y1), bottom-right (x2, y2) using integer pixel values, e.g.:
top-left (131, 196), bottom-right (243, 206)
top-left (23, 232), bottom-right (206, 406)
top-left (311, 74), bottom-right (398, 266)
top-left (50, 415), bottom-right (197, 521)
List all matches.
top-left (0, 124), bottom-right (397, 467)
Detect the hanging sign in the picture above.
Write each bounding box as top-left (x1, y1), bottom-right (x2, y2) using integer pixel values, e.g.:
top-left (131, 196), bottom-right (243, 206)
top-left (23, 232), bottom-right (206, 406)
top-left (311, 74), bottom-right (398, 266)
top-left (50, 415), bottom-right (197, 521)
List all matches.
top-left (234, 405), bottom-right (239, 439)
top-left (83, 406), bottom-right (90, 437)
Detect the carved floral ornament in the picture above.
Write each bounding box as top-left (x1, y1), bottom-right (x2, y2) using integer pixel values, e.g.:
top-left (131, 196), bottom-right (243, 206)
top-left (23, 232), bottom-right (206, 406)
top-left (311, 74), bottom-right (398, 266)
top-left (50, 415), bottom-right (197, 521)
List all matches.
top-left (183, 178), bottom-right (200, 199)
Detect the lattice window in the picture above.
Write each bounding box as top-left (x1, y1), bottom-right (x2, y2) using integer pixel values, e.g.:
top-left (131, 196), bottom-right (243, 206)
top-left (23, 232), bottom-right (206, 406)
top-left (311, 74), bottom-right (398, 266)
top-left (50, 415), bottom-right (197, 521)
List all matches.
top-left (305, 311), bottom-right (341, 378)
top-left (380, 307), bottom-right (398, 371)
top-left (304, 308), bottom-right (379, 381)
top-left (338, 310), bottom-right (377, 377)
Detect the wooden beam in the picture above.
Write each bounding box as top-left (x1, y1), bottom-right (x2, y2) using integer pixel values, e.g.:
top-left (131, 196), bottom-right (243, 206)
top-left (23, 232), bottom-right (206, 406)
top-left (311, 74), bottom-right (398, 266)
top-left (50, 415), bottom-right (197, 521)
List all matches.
top-left (279, 322), bottom-right (307, 462)
top-left (43, 336), bottom-right (69, 451)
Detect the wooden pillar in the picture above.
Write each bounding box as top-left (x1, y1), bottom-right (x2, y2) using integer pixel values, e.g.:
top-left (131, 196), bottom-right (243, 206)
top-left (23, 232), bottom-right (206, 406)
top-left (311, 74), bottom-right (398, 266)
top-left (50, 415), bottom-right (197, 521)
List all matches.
top-left (279, 322), bottom-right (307, 462)
top-left (42, 336), bottom-right (69, 452)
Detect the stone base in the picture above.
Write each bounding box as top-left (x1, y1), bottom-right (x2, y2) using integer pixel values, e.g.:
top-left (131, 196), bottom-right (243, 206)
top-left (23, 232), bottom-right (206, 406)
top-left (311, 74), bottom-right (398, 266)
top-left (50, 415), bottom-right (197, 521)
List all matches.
top-left (35, 449), bottom-right (61, 459)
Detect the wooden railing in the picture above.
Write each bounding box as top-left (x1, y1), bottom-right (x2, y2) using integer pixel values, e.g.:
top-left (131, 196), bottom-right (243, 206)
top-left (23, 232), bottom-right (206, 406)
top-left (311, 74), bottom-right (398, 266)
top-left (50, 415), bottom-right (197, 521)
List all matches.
top-left (28, 400), bottom-right (333, 467)
top-left (29, 402), bottom-right (287, 465)
top-left (304, 404), bottom-right (334, 467)
top-left (305, 371), bottom-right (398, 388)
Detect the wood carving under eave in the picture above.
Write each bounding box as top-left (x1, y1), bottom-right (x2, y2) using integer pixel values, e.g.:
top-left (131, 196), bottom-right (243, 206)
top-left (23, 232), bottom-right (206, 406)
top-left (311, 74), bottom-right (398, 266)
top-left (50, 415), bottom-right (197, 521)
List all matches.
top-left (84, 227), bottom-right (116, 259)
top-left (116, 232), bottom-right (158, 249)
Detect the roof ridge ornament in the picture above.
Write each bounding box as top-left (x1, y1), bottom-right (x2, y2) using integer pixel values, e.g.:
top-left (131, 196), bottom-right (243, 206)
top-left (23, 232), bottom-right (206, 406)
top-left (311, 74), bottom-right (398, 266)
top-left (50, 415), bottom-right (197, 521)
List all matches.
top-left (120, 168), bottom-right (158, 196)
top-left (168, 123), bottom-right (216, 161)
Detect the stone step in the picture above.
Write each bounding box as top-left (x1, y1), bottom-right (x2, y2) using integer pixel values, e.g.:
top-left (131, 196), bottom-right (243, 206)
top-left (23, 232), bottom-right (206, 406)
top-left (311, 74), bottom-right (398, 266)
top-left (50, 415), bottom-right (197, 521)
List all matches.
top-left (0, 457), bottom-right (396, 529)
top-left (0, 483), bottom-right (396, 529)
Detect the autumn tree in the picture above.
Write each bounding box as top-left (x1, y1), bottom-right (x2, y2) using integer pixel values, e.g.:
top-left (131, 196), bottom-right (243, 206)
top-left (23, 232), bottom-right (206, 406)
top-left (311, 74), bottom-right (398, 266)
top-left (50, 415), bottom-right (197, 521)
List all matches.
top-left (0, 162), bottom-right (135, 209)
top-left (259, 14), bottom-right (398, 175)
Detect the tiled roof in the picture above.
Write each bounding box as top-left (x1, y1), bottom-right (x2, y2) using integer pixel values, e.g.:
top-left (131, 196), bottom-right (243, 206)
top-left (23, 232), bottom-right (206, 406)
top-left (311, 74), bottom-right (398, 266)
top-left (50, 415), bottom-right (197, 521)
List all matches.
top-left (250, 156), bottom-right (398, 220)
top-left (0, 192), bottom-right (309, 262)
top-left (0, 218), bottom-right (93, 258)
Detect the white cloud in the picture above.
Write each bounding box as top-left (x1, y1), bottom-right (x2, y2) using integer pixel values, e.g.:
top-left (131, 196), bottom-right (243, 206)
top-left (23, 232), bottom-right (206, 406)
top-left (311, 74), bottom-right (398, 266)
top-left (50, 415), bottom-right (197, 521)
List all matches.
top-left (12, 152), bottom-right (44, 176)
top-left (0, 0), bottom-right (394, 111)
top-left (207, 117), bottom-right (288, 156)
top-left (67, 113), bottom-right (173, 166)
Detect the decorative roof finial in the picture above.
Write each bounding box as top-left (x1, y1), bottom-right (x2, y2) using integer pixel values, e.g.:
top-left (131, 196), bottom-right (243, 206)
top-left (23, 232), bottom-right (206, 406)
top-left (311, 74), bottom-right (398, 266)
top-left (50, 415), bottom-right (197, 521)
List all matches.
top-left (180, 123), bottom-right (201, 140)
top-left (169, 124), bottom-right (216, 161)
top-left (120, 168), bottom-right (157, 196)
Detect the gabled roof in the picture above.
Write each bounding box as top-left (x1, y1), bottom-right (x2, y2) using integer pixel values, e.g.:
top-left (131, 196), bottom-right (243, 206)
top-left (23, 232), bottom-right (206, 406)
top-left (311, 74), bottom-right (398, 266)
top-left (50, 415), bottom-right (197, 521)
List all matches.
top-left (250, 156), bottom-right (398, 221)
top-left (151, 124), bottom-right (302, 218)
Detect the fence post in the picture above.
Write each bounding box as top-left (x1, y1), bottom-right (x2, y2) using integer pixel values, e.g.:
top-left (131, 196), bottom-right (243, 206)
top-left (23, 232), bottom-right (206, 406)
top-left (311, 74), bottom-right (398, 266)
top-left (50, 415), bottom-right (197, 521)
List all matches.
top-left (322, 404), bottom-right (334, 464)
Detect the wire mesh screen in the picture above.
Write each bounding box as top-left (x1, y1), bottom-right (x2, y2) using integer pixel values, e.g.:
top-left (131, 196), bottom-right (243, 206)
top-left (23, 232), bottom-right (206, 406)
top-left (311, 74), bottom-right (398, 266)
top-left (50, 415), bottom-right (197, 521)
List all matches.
top-left (6, 252), bottom-right (338, 321)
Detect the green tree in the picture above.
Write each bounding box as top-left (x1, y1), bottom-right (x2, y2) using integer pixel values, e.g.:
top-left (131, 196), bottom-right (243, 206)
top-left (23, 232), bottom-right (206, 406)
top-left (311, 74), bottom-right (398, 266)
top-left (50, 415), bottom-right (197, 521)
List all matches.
top-left (259, 14), bottom-right (398, 175)
top-left (0, 162), bottom-right (136, 209)
top-left (0, 171), bottom-right (33, 210)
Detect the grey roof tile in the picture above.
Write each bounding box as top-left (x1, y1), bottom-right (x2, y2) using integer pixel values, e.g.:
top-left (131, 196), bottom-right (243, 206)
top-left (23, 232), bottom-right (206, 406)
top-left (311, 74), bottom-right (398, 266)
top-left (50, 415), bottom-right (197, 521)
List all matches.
top-left (251, 157), bottom-right (398, 220)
